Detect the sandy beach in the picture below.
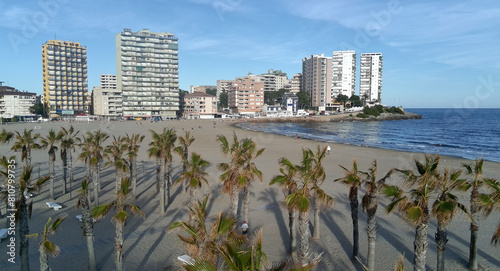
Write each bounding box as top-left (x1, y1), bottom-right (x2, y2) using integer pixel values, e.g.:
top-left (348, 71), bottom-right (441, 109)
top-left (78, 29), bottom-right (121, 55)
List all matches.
top-left (1, 119), bottom-right (499, 271)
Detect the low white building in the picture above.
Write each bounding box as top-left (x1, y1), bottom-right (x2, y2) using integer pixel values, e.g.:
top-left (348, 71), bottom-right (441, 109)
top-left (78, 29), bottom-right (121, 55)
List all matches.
top-left (0, 84), bottom-right (36, 118)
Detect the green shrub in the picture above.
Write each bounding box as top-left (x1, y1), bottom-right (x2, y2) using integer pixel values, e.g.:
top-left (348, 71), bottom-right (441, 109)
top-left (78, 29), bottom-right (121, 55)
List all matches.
top-left (363, 106), bottom-right (380, 117)
top-left (386, 107), bottom-right (404, 114)
top-left (11, 117), bottom-right (18, 123)
top-left (374, 104), bottom-right (384, 113)
top-left (357, 113), bottom-right (369, 118)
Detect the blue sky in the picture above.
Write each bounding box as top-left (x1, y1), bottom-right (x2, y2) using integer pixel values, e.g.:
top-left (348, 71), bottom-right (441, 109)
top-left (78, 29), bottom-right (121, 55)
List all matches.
top-left (1, 0), bottom-right (499, 108)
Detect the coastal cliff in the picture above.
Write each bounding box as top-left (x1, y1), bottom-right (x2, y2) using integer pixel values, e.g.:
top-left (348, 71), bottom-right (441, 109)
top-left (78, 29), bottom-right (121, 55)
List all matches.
top-left (246, 111), bottom-right (422, 123)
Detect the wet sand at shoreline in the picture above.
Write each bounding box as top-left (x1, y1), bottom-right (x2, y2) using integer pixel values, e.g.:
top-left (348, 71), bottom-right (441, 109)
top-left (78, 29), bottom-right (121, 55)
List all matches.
top-left (1, 119), bottom-right (499, 270)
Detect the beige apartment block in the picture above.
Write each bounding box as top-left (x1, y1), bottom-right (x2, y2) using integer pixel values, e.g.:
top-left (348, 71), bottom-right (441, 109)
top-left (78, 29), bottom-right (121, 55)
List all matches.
top-left (302, 54), bottom-right (333, 111)
top-left (290, 73), bottom-right (302, 93)
top-left (228, 78), bottom-right (264, 114)
top-left (92, 87), bottom-right (122, 118)
top-left (42, 40), bottom-right (89, 116)
top-left (360, 53), bottom-right (383, 103)
top-left (116, 28), bottom-right (179, 119)
top-left (260, 69), bottom-right (288, 92)
top-left (183, 92), bottom-right (217, 118)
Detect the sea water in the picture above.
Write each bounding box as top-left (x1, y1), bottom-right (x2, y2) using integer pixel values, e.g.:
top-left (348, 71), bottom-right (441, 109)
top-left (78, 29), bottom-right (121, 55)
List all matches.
top-left (237, 109), bottom-right (500, 162)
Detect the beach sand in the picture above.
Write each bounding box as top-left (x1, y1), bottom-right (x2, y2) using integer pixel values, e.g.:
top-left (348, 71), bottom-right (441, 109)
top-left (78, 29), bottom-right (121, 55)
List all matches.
top-left (1, 119), bottom-right (499, 270)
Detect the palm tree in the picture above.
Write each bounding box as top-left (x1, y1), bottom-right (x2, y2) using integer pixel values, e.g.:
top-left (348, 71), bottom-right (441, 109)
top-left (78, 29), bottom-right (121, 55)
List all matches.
top-left (359, 160), bottom-right (382, 271)
top-left (59, 125), bottom-right (79, 195)
top-left (92, 178), bottom-right (145, 271)
top-left (286, 148), bottom-right (331, 266)
top-left (15, 165), bottom-right (50, 271)
top-left (216, 133), bottom-right (248, 218)
top-left (241, 138), bottom-right (265, 223)
top-left (40, 129), bottom-right (61, 200)
top-left (169, 195), bottom-right (235, 263)
top-left (432, 168), bottom-right (468, 271)
top-left (174, 131), bottom-right (195, 194)
top-left (78, 130), bottom-right (109, 206)
top-left (148, 128), bottom-right (177, 214)
top-left (76, 179), bottom-right (97, 271)
top-left (0, 128), bottom-right (13, 143)
top-left (174, 152), bottom-right (210, 206)
top-left (308, 146), bottom-right (330, 240)
top-left (104, 136), bottom-right (129, 194)
top-left (27, 215), bottom-right (66, 271)
top-left (270, 157), bottom-right (299, 255)
top-left (124, 133), bottom-right (145, 199)
top-left (455, 158), bottom-right (496, 270)
top-left (11, 129), bottom-right (41, 168)
top-left (335, 160), bottom-right (362, 259)
top-left (383, 155), bottom-right (440, 271)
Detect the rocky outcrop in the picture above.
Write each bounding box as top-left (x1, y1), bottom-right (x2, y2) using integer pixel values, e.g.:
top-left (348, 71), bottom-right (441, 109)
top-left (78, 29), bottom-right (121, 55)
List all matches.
top-left (245, 111), bottom-right (421, 124)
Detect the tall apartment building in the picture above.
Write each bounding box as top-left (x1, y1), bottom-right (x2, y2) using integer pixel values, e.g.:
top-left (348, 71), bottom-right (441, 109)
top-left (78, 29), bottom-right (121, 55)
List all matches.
top-left (302, 54), bottom-right (333, 111)
top-left (228, 78), bottom-right (264, 114)
top-left (0, 83), bottom-right (36, 118)
top-left (360, 53), bottom-right (383, 103)
top-left (42, 40), bottom-right (88, 116)
top-left (332, 50), bottom-right (356, 98)
top-left (100, 74), bottom-right (117, 89)
top-left (116, 28), bottom-right (179, 119)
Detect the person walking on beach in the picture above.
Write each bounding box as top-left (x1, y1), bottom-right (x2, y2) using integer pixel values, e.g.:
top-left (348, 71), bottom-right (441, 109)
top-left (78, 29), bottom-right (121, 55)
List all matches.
top-left (241, 220), bottom-right (249, 234)
top-left (327, 145), bottom-right (331, 155)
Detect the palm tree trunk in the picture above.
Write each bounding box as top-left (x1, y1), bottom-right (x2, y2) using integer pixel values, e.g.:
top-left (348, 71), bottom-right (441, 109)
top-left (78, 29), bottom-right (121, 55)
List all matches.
top-left (97, 160), bottom-right (102, 191)
top-left (366, 213), bottom-right (377, 271)
top-left (229, 184), bottom-right (239, 218)
top-left (288, 206), bottom-right (295, 255)
top-left (351, 187), bottom-right (359, 259)
top-left (365, 189), bottom-right (378, 271)
top-left (62, 149), bottom-right (67, 194)
top-left (39, 246), bottom-right (49, 271)
top-left (414, 222), bottom-right (428, 271)
top-left (313, 196), bottom-right (320, 239)
top-left (182, 150), bottom-right (188, 194)
top-left (115, 222), bottom-right (124, 271)
top-left (159, 156), bottom-right (166, 214)
top-left (243, 186), bottom-right (250, 223)
top-left (298, 210), bottom-right (310, 266)
top-left (49, 154), bottom-right (55, 200)
top-left (155, 158), bottom-right (160, 193)
top-left (81, 193), bottom-right (97, 271)
top-left (131, 157), bottom-right (137, 199)
top-left (435, 223), bottom-right (448, 271)
top-left (167, 162), bottom-right (172, 204)
top-left (115, 166), bottom-right (122, 194)
top-left (469, 186), bottom-right (480, 270)
top-left (68, 150), bottom-right (73, 195)
top-left (92, 164), bottom-right (99, 206)
top-left (19, 196), bottom-right (30, 271)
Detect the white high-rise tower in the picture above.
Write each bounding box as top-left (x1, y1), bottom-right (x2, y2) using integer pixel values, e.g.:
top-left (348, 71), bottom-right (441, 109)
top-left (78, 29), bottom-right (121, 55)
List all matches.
top-left (360, 53), bottom-right (383, 104)
top-left (332, 50), bottom-right (356, 98)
